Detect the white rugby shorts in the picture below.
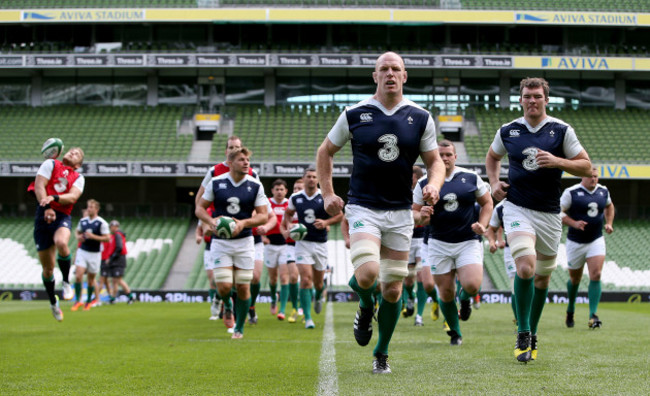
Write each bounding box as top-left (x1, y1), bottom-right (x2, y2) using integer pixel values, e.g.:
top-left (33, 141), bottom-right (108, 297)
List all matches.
top-left (209, 236), bottom-right (255, 270)
top-left (254, 241), bottom-right (264, 262)
top-left (295, 240), bottom-right (328, 271)
top-left (503, 200), bottom-right (562, 257)
top-left (264, 244), bottom-right (289, 268)
top-left (566, 236), bottom-right (606, 270)
top-left (74, 249), bottom-right (101, 274)
top-left (428, 239), bottom-right (483, 275)
top-left (408, 237), bottom-right (424, 265)
top-left (345, 204), bottom-right (413, 252)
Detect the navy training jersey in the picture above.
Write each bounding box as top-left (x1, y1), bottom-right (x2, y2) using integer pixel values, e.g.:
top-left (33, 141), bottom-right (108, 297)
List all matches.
top-left (202, 173), bottom-right (268, 240)
top-left (288, 189), bottom-right (330, 243)
top-left (77, 216), bottom-right (109, 252)
top-left (491, 116), bottom-right (583, 214)
top-left (561, 183), bottom-right (611, 243)
top-left (414, 167), bottom-right (489, 244)
top-left (328, 98), bottom-right (438, 210)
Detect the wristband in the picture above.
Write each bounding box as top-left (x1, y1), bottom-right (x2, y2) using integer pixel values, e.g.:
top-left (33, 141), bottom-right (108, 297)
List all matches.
top-left (52, 195), bottom-right (60, 202)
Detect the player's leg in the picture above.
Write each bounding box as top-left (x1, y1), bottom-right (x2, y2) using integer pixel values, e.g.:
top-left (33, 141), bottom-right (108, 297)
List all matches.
top-left (586, 254), bottom-right (605, 328)
top-left (348, 233), bottom-right (381, 345)
top-left (503, 247), bottom-right (517, 324)
top-left (277, 263), bottom-right (289, 319)
top-left (312, 242), bottom-right (328, 315)
top-left (248, 243), bottom-right (264, 324)
top-left (265, 244), bottom-right (281, 316)
top-left (457, 263), bottom-right (483, 322)
top-left (38, 246), bottom-right (58, 305)
top-left (215, 267), bottom-right (235, 330)
top-left (509, 231), bottom-right (537, 362)
top-left (435, 266), bottom-right (463, 345)
top-left (287, 259), bottom-right (300, 322)
top-left (565, 239), bottom-right (586, 328)
top-left (72, 251), bottom-right (88, 310)
top-left (297, 262), bottom-right (314, 327)
top-left (233, 267), bottom-right (253, 338)
top-left (402, 266), bottom-right (416, 318)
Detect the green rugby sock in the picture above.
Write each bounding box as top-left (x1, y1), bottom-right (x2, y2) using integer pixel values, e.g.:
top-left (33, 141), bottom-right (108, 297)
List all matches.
top-left (42, 274), bottom-right (56, 305)
top-left (250, 282), bottom-right (261, 307)
top-left (289, 282), bottom-right (299, 309)
top-left (315, 286), bottom-right (324, 302)
top-left (373, 299), bottom-right (402, 357)
top-left (270, 283), bottom-right (278, 303)
top-left (234, 296), bottom-right (251, 333)
top-left (56, 254), bottom-right (71, 283)
top-left (279, 284), bottom-right (289, 313)
top-left (440, 299), bottom-right (461, 337)
top-left (299, 288), bottom-right (312, 320)
top-left (404, 282), bottom-right (415, 299)
top-left (514, 275), bottom-right (534, 333)
top-left (588, 280), bottom-right (602, 317)
top-left (209, 288), bottom-right (217, 302)
top-left (427, 287), bottom-right (438, 302)
top-left (566, 279), bottom-right (579, 313)
top-left (416, 282), bottom-right (428, 316)
top-left (87, 285), bottom-right (95, 303)
top-left (348, 275), bottom-right (376, 310)
top-left (74, 282), bottom-right (82, 303)
top-left (220, 289), bottom-right (233, 310)
top-left (530, 287), bottom-right (548, 335)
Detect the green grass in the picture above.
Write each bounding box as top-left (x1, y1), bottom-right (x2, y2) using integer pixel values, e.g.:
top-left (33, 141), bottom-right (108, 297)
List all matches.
top-left (0, 301), bottom-right (648, 395)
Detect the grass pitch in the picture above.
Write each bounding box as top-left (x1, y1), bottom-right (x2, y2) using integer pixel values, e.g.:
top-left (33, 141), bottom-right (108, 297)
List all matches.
top-left (1, 300), bottom-right (648, 395)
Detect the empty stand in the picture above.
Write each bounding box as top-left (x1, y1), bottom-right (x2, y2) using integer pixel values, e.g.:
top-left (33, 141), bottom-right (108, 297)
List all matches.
top-left (0, 106), bottom-right (192, 162)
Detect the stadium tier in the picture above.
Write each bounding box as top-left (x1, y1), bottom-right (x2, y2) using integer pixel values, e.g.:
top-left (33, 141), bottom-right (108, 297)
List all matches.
top-left (210, 104), bottom-right (354, 162)
top-left (0, 217), bottom-right (189, 290)
top-left (0, 106), bottom-right (192, 162)
top-left (464, 107), bottom-right (650, 164)
top-left (2, 0), bottom-right (649, 12)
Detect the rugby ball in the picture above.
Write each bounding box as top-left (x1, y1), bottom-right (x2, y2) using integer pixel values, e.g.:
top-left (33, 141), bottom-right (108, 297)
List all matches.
top-left (214, 216), bottom-right (237, 239)
top-left (41, 138), bottom-right (64, 159)
top-left (289, 223), bottom-right (308, 241)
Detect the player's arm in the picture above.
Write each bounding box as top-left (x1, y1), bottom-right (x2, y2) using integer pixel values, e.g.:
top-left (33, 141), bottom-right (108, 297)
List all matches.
top-left (471, 192), bottom-right (493, 236)
top-left (195, 169), bottom-right (212, 207)
top-left (341, 217), bottom-right (351, 249)
top-left (235, 205), bottom-right (268, 236)
top-left (85, 231), bottom-right (111, 242)
top-left (256, 210), bottom-right (277, 235)
top-left (560, 189), bottom-right (586, 230)
top-left (317, 138), bottom-right (345, 216)
top-left (195, 222), bottom-right (204, 244)
top-left (486, 147), bottom-right (509, 201)
top-left (604, 201), bottom-right (615, 234)
top-left (35, 175), bottom-right (83, 207)
top-left (412, 202), bottom-right (433, 226)
top-left (486, 226), bottom-right (498, 253)
top-left (281, 207), bottom-right (296, 239)
top-left (537, 149), bottom-right (592, 177)
top-left (319, 212), bottom-right (344, 227)
top-left (420, 149), bottom-right (444, 205)
top-left (195, 198), bottom-right (216, 230)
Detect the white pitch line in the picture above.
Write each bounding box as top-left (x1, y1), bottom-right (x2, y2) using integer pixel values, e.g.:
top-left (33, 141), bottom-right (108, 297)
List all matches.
top-left (317, 301), bottom-right (338, 396)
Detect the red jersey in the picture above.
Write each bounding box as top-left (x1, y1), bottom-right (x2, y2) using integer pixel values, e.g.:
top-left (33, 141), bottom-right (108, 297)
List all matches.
top-left (267, 198), bottom-right (288, 236)
top-left (45, 160), bottom-right (81, 215)
top-left (101, 240), bottom-right (112, 261)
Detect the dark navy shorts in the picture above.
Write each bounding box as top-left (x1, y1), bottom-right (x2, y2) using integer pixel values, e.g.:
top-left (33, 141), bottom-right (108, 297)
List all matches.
top-left (33, 208), bottom-right (72, 252)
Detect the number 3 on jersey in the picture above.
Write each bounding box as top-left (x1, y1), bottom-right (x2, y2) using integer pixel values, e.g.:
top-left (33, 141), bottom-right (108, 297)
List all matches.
top-left (522, 147), bottom-right (540, 171)
top-left (226, 197), bottom-right (240, 215)
top-left (378, 134), bottom-right (399, 162)
top-left (303, 209), bottom-right (316, 224)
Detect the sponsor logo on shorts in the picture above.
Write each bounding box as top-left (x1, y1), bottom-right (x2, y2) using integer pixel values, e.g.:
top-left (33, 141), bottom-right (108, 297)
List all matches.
top-left (510, 221), bottom-right (520, 228)
top-left (297, 256), bottom-right (303, 261)
top-left (352, 221), bottom-right (364, 229)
